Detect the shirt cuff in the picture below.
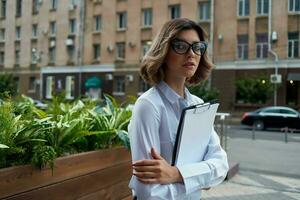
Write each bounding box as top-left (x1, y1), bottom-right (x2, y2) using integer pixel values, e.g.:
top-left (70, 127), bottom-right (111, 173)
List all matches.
top-left (177, 162), bottom-right (211, 194)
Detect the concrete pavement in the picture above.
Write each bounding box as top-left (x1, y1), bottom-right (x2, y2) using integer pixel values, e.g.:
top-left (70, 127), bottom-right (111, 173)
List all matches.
top-left (202, 128), bottom-right (300, 200)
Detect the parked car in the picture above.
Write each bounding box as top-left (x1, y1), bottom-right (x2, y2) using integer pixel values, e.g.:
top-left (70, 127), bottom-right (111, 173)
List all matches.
top-left (241, 106), bottom-right (300, 130)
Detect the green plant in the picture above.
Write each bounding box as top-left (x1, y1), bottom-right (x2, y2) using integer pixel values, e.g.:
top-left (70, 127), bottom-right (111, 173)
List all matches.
top-left (189, 81), bottom-right (220, 102)
top-left (0, 94), bottom-right (132, 170)
top-left (86, 95), bottom-right (131, 149)
top-left (0, 73), bottom-right (18, 99)
top-left (235, 75), bottom-right (274, 104)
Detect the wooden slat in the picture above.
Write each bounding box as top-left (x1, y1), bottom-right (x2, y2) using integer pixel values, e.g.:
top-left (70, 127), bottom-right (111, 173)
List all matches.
top-left (5, 161), bottom-right (132, 200)
top-left (0, 147), bottom-right (131, 199)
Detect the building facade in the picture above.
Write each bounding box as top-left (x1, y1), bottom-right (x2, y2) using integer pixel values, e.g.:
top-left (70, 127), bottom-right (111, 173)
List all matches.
top-left (0, 0), bottom-right (299, 111)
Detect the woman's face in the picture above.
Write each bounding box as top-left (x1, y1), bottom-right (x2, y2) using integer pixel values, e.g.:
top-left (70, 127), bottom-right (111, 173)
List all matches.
top-left (164, 29), bottom-right (202, 81)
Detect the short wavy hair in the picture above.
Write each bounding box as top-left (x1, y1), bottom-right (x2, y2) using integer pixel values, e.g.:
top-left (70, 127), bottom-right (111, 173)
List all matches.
top-left (140, 18), bottom-right (214, 86)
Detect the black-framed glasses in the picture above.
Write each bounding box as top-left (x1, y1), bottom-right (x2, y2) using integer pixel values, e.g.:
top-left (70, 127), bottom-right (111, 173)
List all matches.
top-left (171, 39), bottom-right (207, 56)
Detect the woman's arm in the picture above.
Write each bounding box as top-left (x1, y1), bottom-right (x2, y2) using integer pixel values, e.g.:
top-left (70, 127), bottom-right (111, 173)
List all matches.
top-left (129, 99), bottom-right (186, 200)
top-left (176, 129), bottom-right (229, 194)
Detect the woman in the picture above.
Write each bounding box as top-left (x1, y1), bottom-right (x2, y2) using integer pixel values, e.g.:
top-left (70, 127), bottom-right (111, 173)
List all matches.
top-left (128, 18), bottom-right (228, 200)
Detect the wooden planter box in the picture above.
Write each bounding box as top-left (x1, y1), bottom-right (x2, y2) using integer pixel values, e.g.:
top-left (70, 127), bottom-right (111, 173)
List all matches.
top-left (0, 147), bottom-right (132, 200)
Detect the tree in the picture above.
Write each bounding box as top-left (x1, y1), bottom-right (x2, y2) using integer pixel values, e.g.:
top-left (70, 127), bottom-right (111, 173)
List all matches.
top-left (0, 74), bottom-right (18, 99)
top-left (189, 81), bottom-right (220, 102)
top-left (235, 75), bottom-right (274, 104)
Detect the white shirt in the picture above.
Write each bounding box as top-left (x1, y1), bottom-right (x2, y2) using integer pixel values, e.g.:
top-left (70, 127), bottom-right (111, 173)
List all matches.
top-left (128, 81), bottom-right (229, 200)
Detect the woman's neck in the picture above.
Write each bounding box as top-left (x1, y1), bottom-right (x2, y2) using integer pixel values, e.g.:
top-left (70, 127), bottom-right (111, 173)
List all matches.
top-left (164, 77), bottom-right (186, 98)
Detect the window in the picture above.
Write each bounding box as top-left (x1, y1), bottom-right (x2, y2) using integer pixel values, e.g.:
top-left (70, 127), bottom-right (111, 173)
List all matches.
top-left (116, 42), bottom-right (125, 59)
top-left (257, 0), bottom-right (269, 15)
top-left (139, 78), bottom-right (151, 94)
top-left (142, 8), bottom-right (152, 27)
top-left (237, 35), bottom-right (248, 60)
top-left (32, 0), bottom-right (39, 14)
top-left (69, 19), bottom-right (76, 34)
top-left (15, 50), bottom-right (20, 65)
top-left (32, 24), bottom-right (38, 38)
top-left (117, 12), bottom-right (127, 30)
top-left (169, 4), bottom-right (180, 19)
top-left (114, 76), bottom-right (125, 95)
top-left (50, 21), bottom-right (56, 36)
top-left (31, 48), bottom-right (39, 63)
top-left (288, 32), bottom-right (299, 58)
top-left (49, 47), bottom-right (56, 63)
top-left (46, 76), bottom-right (54, 99)
top-left (237, 0), bottom-right (249, 16)
top-left (50, 0), bottom-right (57, 10)
top-left (67, 46), bottom-right (75, 63)
top-left (0, 28), bottom-right (5, 41)
top-left (16, 26), bottom-right (21, 40)
top-left (28, 77), bottom-right (36, 92)
top-left (141, 40), bottom-right (152, 57)
top-left (289, 0), bottom-right (300, 12)
top-left (14, 77), bottom-right (19, 93)
top-left (0, 51), bottom-right (4, 65)
top-left (93, 44), bottom-right (101, 60)
top-left (94, 15), bottom-right (102, 32)
top-left (65, 76), bottom-right (75, 99)
top-left (199, 1), bottom-right (211, 21)
top-left (16, 0), bottom-right (22, 17)
top-left (1, 0), bottom-right (6, 18)
top-left (256, 33), bottom-right (268, 58)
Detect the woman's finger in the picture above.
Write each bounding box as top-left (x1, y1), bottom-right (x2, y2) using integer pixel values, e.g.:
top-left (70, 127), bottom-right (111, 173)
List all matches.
top-left (133, 171), bottom-right (157, 178)
top-left (133, 165), bottom-right (158, 172)
top-left (137, 177), bottom-right (158, 184)
top-left (133, 159), bottom-right (158, 166)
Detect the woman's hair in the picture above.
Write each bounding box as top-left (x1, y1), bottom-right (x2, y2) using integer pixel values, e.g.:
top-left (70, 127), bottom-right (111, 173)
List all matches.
top-left (140, 18), bottom-right (214, 85)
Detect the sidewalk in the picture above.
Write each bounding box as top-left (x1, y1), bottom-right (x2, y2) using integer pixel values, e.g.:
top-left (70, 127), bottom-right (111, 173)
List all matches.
top-left (202, 170), bottom-right (300, 200)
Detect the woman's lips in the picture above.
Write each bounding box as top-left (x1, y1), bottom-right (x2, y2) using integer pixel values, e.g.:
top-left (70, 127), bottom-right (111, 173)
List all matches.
top-left (182, 62), bottom-right (196, 68)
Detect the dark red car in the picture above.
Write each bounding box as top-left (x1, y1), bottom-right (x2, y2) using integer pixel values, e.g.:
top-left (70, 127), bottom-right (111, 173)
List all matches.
top-left (241, 106), bottom-right (300, 130)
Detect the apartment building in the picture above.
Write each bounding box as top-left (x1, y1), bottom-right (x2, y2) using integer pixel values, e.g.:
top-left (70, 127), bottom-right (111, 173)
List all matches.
top-left (0, 0), bottom-right (299, 110)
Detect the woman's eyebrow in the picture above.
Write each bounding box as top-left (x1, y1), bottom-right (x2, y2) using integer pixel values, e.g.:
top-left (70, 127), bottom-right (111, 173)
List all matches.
top-left (176, 38), bottom-right (201, 43)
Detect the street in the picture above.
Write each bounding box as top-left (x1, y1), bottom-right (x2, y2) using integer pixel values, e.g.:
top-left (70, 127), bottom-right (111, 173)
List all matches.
top-left (202, 125), bottom-right (300, 200)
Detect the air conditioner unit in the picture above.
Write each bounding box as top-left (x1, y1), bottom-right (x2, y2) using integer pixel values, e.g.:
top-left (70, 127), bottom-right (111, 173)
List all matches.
top-left (107, 44), bottom-right (114, 52)
top-left (126, 74), bottom-right (134, 82)
top-left (270, 74), bottom-right (282, 84)
top-left (105, 74), bottom-right (113, 80)
top-left (65, 39), bottom-right (74, 46)
top-left (50, 40), bottom-right (56, 47)
top-left (69, 4), bottom-right (76, 11)
top-left (128, 41), bottom-right (136, 48)
top-left (271, 31), bottom-right (278, 42)
top-left (42, 28), bottom-right (48, 35)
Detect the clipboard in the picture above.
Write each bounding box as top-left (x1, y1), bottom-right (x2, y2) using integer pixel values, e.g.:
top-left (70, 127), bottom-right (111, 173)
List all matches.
top-left (171, 101), bottom-right (219, 166)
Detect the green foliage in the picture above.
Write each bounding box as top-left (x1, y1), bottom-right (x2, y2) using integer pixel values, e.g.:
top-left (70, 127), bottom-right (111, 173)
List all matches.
top-left (235, 75), bottom-right (274, 104)
top-left (0, 94), bottom-right (132, 170)
top-left (189, 81), bottom-right (220, 102)
top-left (0, 73), bottom-right (18, 99)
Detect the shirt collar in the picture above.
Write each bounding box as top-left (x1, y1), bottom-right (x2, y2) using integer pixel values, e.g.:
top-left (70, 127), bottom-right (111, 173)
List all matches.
top-left (156, 81), bottom-right (192, 105)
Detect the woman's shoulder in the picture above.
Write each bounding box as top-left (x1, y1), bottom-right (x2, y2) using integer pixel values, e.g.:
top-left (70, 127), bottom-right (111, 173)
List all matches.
top-left (190, 94), bottom-right (204, 104)
top-left (135, 87), bottom-right (164, 110)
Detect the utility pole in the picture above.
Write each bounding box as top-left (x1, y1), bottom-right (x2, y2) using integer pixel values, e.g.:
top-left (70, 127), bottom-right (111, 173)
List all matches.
top-left (268, 0), bottom-right (279, 106)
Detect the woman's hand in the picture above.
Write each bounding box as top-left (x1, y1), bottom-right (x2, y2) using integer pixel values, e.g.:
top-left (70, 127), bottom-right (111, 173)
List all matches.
top-left (132, 148), bottom-right (183, 184)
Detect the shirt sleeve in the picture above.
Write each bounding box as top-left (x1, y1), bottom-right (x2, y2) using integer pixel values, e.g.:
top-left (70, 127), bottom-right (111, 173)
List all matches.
top-left (177, 128), bottom-right (229, 194)
top-left (128, 98), bottom-right (186, 200)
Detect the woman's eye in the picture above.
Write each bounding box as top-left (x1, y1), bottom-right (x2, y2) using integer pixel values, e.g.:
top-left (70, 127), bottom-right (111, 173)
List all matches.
top-left (175, 43), bottom-right (187, 50)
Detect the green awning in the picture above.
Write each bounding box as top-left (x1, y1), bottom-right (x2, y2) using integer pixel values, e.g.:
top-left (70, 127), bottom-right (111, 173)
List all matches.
top-left (85, 77), bottom-right (102, 89)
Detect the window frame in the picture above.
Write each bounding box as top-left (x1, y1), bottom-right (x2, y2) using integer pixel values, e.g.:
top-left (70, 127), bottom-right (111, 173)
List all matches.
top-left (142, 8), bottom-right (152, 28)
top-left (256, 0), bottom-right (269, 15)
top-left (169, 4), bottom-right (181, 19)
top-left (199, 1), bottom-right (211, 22)
top-left (237, 0), bottom-right (250, 17)
top-left (117, 12), bottom-right (127, 30)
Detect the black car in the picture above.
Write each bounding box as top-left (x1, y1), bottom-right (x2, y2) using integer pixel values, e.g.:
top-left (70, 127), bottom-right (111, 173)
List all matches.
top-left (241, 106), bottom-right (300, 130)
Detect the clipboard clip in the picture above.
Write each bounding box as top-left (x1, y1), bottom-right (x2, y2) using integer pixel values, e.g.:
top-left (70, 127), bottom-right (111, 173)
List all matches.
top-left (193, 100), bottom-right (218, 114)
